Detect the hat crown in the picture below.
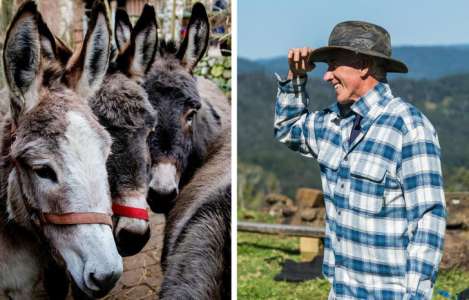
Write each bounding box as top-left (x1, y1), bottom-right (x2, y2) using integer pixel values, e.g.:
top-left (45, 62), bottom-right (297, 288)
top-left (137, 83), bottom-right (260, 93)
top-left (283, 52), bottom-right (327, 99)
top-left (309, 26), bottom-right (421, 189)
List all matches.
top-left (329, 21), bottom-right (392, 57)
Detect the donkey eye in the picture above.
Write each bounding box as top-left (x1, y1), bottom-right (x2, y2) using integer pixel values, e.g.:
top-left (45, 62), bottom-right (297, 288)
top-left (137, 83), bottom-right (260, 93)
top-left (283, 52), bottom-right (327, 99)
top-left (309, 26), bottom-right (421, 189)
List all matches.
top-left (186, 110), bottom-right (197, 126)
top-left (33, 166), bottom-right (58, 182)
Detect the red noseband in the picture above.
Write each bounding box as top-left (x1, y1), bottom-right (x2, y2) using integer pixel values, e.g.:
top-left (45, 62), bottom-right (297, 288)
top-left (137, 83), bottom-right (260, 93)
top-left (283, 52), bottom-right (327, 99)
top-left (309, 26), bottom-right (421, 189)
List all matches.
top-left (112, 203), bottom-right (149, 221)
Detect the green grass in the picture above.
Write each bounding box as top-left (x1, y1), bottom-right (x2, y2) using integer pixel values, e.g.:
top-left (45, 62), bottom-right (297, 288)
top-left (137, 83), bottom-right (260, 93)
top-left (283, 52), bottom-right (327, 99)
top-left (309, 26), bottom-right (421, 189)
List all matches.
top-left (237, 232), bottom-right (469, 300)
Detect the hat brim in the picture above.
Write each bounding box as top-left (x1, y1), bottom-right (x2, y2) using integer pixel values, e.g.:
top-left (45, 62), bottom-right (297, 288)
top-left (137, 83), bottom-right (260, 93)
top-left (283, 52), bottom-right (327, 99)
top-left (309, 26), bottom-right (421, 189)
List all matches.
top-left (310, 46), bottom-right (408, 73)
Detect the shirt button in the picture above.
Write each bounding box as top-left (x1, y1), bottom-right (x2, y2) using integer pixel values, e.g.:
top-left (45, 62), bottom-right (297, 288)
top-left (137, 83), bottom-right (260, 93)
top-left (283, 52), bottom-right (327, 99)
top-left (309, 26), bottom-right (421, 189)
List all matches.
top-left (340, 183), bottom-right (344, 189)
top-left (338, 210), bottom-right (342, 216)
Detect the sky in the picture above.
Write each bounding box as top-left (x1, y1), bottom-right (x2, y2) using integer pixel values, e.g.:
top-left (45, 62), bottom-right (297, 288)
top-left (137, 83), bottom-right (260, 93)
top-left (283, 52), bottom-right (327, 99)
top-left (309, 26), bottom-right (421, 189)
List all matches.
top-left (238, 0), bottom-right (469, 60)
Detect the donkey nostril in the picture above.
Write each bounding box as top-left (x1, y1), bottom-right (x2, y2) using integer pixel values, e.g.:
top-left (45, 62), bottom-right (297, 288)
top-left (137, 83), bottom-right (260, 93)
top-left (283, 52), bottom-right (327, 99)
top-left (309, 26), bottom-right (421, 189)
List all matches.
top-left (168, 188), bottom-right (178, 200)
top-left (116, 227), bottom-right (151, 257)
top-left (89, 271), bottom-right (117, 292)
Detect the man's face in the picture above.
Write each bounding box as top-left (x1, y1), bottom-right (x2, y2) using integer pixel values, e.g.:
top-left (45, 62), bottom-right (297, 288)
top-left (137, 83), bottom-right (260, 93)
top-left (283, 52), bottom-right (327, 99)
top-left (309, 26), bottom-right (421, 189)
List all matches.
top-left (323, 51), bottom-right (365, 104)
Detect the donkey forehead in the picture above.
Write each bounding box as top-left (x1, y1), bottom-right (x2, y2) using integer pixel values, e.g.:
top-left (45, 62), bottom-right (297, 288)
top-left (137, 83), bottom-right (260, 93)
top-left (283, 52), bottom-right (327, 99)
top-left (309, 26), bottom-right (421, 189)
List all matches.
top-left (91, 72), bottom-right (157, 128)
top-left (145, 68), bottom-right (200, 105)
top-left (15, 100), bottom-right (111, 158)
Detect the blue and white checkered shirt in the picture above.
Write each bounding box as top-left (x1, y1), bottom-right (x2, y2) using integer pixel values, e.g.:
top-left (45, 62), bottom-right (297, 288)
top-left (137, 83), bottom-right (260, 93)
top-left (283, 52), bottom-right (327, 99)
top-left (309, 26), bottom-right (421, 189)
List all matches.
top-left (274, 76), bottom-right (446, 300)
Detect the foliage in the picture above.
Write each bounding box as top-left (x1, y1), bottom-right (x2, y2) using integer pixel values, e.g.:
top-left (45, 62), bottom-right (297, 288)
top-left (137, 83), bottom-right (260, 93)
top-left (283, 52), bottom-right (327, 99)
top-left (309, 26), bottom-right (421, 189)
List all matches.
top-left (237, 208), bottom-right (279, 223)
top-left (238, 232), bottom-right (331, 300)
top-left (193, 55), bottom-right (231, 96)
top-left (238, 162), bottom-right (280, 210)
top-left (445, 167), bottom-right (469, 192)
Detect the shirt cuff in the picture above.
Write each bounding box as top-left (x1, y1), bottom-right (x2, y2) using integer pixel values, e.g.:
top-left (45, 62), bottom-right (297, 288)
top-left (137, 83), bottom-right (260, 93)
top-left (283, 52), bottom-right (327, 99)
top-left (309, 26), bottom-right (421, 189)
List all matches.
top-left (275, 73), bottom-right (307, 93)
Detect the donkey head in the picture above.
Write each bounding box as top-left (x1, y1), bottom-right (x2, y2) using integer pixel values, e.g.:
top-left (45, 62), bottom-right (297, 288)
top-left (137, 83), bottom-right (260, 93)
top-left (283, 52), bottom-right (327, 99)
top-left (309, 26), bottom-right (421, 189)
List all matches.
top-left (88, 4), bottom-right (158, 256)
top-left (3, 1), bottom-right (121, 297)
top-left (144, 3), bottom-right (209, 213)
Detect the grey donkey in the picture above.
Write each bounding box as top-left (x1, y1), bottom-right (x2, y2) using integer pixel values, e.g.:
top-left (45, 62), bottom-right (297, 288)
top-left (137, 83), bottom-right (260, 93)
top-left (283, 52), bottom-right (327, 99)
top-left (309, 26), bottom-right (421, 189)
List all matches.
top-left (0, 1), bottom-right (122, 299)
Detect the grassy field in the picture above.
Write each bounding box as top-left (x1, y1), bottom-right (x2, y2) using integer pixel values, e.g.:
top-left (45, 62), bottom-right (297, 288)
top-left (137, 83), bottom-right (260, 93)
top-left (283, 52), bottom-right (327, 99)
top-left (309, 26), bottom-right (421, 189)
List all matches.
top-left (238, 231), bottom-right (469, 300)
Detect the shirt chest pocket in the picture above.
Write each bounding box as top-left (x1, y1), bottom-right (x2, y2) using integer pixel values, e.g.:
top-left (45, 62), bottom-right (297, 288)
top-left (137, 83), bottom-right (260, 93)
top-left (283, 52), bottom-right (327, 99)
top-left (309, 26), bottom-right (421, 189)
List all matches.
top-left (348, 159), bottom-right (387, 214)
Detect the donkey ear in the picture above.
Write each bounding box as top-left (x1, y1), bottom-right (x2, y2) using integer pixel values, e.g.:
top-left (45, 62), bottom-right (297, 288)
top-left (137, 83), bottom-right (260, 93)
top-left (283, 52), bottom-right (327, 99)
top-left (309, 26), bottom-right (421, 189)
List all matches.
top-left (114, 8), bottom-right (132, 53)
top-left (118, 4), bottom-right (157, 78)
top-left (65, 0), bottom-right (111, 98)
top-left (176, 3), bottom-right (209, 72)
top-left (3, 1), bottom-right (54, 119)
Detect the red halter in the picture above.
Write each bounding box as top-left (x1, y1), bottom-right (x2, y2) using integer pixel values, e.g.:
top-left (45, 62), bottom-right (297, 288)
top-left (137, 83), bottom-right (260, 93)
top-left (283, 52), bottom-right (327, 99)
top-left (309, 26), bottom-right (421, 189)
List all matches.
top-left (112, 192), bottom-right (149, 221)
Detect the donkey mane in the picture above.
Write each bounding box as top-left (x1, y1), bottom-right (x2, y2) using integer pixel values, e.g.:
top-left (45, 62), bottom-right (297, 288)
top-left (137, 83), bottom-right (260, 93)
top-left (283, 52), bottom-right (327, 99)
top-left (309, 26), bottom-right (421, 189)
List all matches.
top-left (158, 40), bottom-right (179, 57)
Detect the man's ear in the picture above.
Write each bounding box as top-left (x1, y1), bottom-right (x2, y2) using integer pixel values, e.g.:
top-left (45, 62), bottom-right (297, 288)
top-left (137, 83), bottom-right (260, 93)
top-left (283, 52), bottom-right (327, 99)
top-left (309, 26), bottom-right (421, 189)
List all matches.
top-left (359, 56), bottom-right (372, 78)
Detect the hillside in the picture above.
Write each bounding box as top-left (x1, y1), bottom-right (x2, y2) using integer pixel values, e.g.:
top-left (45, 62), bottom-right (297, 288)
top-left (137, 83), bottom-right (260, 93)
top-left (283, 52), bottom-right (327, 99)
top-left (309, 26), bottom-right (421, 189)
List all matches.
top-left (240, 45), bottom-right (469, 80)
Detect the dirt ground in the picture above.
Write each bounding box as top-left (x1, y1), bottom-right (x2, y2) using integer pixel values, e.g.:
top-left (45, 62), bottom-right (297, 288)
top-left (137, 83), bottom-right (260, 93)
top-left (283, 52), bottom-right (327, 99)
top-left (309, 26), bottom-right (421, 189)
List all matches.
top-left (440, 230), bottom-right (469, 271)
top-left (103, 213), bottom-right (165, 300)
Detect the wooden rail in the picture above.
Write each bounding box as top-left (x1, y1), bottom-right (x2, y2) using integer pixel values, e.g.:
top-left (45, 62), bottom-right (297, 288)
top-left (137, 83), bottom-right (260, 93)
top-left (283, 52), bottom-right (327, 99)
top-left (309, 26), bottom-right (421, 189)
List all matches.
top-left (238, 221), bottom-right (325, 238)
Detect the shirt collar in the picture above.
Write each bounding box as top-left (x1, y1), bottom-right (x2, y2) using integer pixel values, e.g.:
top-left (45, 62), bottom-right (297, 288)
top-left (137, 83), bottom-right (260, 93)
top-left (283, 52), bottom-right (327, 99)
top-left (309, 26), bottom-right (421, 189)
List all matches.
top-left (326, 82), bottom-right (394, 122)
top-left (350, 82), bottom-right (393, 120)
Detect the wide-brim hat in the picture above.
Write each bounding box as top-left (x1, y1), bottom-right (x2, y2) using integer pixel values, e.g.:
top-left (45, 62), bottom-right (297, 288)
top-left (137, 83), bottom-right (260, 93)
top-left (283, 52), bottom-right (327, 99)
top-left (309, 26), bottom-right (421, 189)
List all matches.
top-left (310, 21), bottom-right (408, 73)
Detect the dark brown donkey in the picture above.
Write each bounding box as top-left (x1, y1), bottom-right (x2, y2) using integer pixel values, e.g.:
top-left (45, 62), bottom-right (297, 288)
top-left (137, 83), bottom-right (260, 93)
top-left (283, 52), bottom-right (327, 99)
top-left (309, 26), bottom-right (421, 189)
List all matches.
top-left (0, 1), bottom-right (122, 299)
top-left (91, 4), bottom-right (158, 257)
top-left (128, 3), bottom-right (231, 299)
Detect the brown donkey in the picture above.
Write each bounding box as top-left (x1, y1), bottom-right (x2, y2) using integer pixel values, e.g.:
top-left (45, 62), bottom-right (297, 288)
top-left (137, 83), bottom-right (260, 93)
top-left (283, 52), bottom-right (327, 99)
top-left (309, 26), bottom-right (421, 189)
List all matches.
top-left (136, 3), bottom-right (231, 298)
top-left (0, 1), bottom-right (122, 298)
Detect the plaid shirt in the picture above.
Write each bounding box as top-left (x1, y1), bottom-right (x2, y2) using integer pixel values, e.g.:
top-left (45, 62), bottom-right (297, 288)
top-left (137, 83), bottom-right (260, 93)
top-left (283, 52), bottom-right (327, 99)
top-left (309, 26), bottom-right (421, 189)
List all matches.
top-left (274, 76), bottom-right (446, 300)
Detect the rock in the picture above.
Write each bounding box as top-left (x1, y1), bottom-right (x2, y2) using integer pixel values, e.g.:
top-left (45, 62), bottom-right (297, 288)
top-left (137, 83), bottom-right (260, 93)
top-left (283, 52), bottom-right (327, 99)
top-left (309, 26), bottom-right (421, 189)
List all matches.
top-left (445, 192), bottom-right (469, 228)
top-left (265, 193), bottom-right (292, 205)
top-left (269, 202), bottom-right (284, 217)
top-left (296, 188), bottom-right (324, 208)
top-left (224, 58), bottom-right (231, 68)
top-left (223, 70), bottom-right (231, 79)
top-left (301, 208), bottom-right (318, 221)
top-left (282, 205), bottom-right (297, 217)
top-left (210, 65), bottom-right (224, 77)
top-left (200, 66), bottom-right (209, 76)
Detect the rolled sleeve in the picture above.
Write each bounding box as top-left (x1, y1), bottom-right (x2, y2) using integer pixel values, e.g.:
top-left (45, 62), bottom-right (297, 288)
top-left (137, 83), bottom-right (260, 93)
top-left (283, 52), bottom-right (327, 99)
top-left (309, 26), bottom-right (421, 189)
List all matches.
top-left (400, 125), bottom-right (447, 299)
top-left (274, 74), bottom-right (319, 158)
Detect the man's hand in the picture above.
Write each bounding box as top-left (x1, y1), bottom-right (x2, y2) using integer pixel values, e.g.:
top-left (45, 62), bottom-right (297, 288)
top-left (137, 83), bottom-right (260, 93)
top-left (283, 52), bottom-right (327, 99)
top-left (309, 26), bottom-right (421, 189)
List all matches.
top-left (288, 47), bottom-right (315, 79)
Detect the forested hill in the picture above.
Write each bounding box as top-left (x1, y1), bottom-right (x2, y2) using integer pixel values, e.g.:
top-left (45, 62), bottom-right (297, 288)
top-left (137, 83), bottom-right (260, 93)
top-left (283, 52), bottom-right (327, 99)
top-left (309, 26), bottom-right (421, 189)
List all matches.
top-left (239, 45), bottom-right (469, 80)
top-left (238, 57), bottom-right (469, 199)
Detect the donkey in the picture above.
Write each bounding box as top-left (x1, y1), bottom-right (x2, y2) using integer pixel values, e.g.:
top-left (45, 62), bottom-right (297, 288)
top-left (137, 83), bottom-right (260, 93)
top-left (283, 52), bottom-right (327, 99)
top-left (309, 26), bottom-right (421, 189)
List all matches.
top-left (158, 128), bottom-right (231, 299)
top-left (144, 3), bottom-right (230, 213)
top-left (137, 3), bottom-right (232, 298)
top-left (89, 4), bottom-right (159, 257)
top-left (0, 1), bottom-right (122, 298)
top-left (55, 4), bottom-right (159, 258)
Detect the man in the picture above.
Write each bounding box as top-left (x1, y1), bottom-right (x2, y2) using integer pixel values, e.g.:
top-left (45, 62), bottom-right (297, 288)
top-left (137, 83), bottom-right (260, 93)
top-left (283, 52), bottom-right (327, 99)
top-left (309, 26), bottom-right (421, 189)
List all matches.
top-left (274, 21), bottom-right (446, 299)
